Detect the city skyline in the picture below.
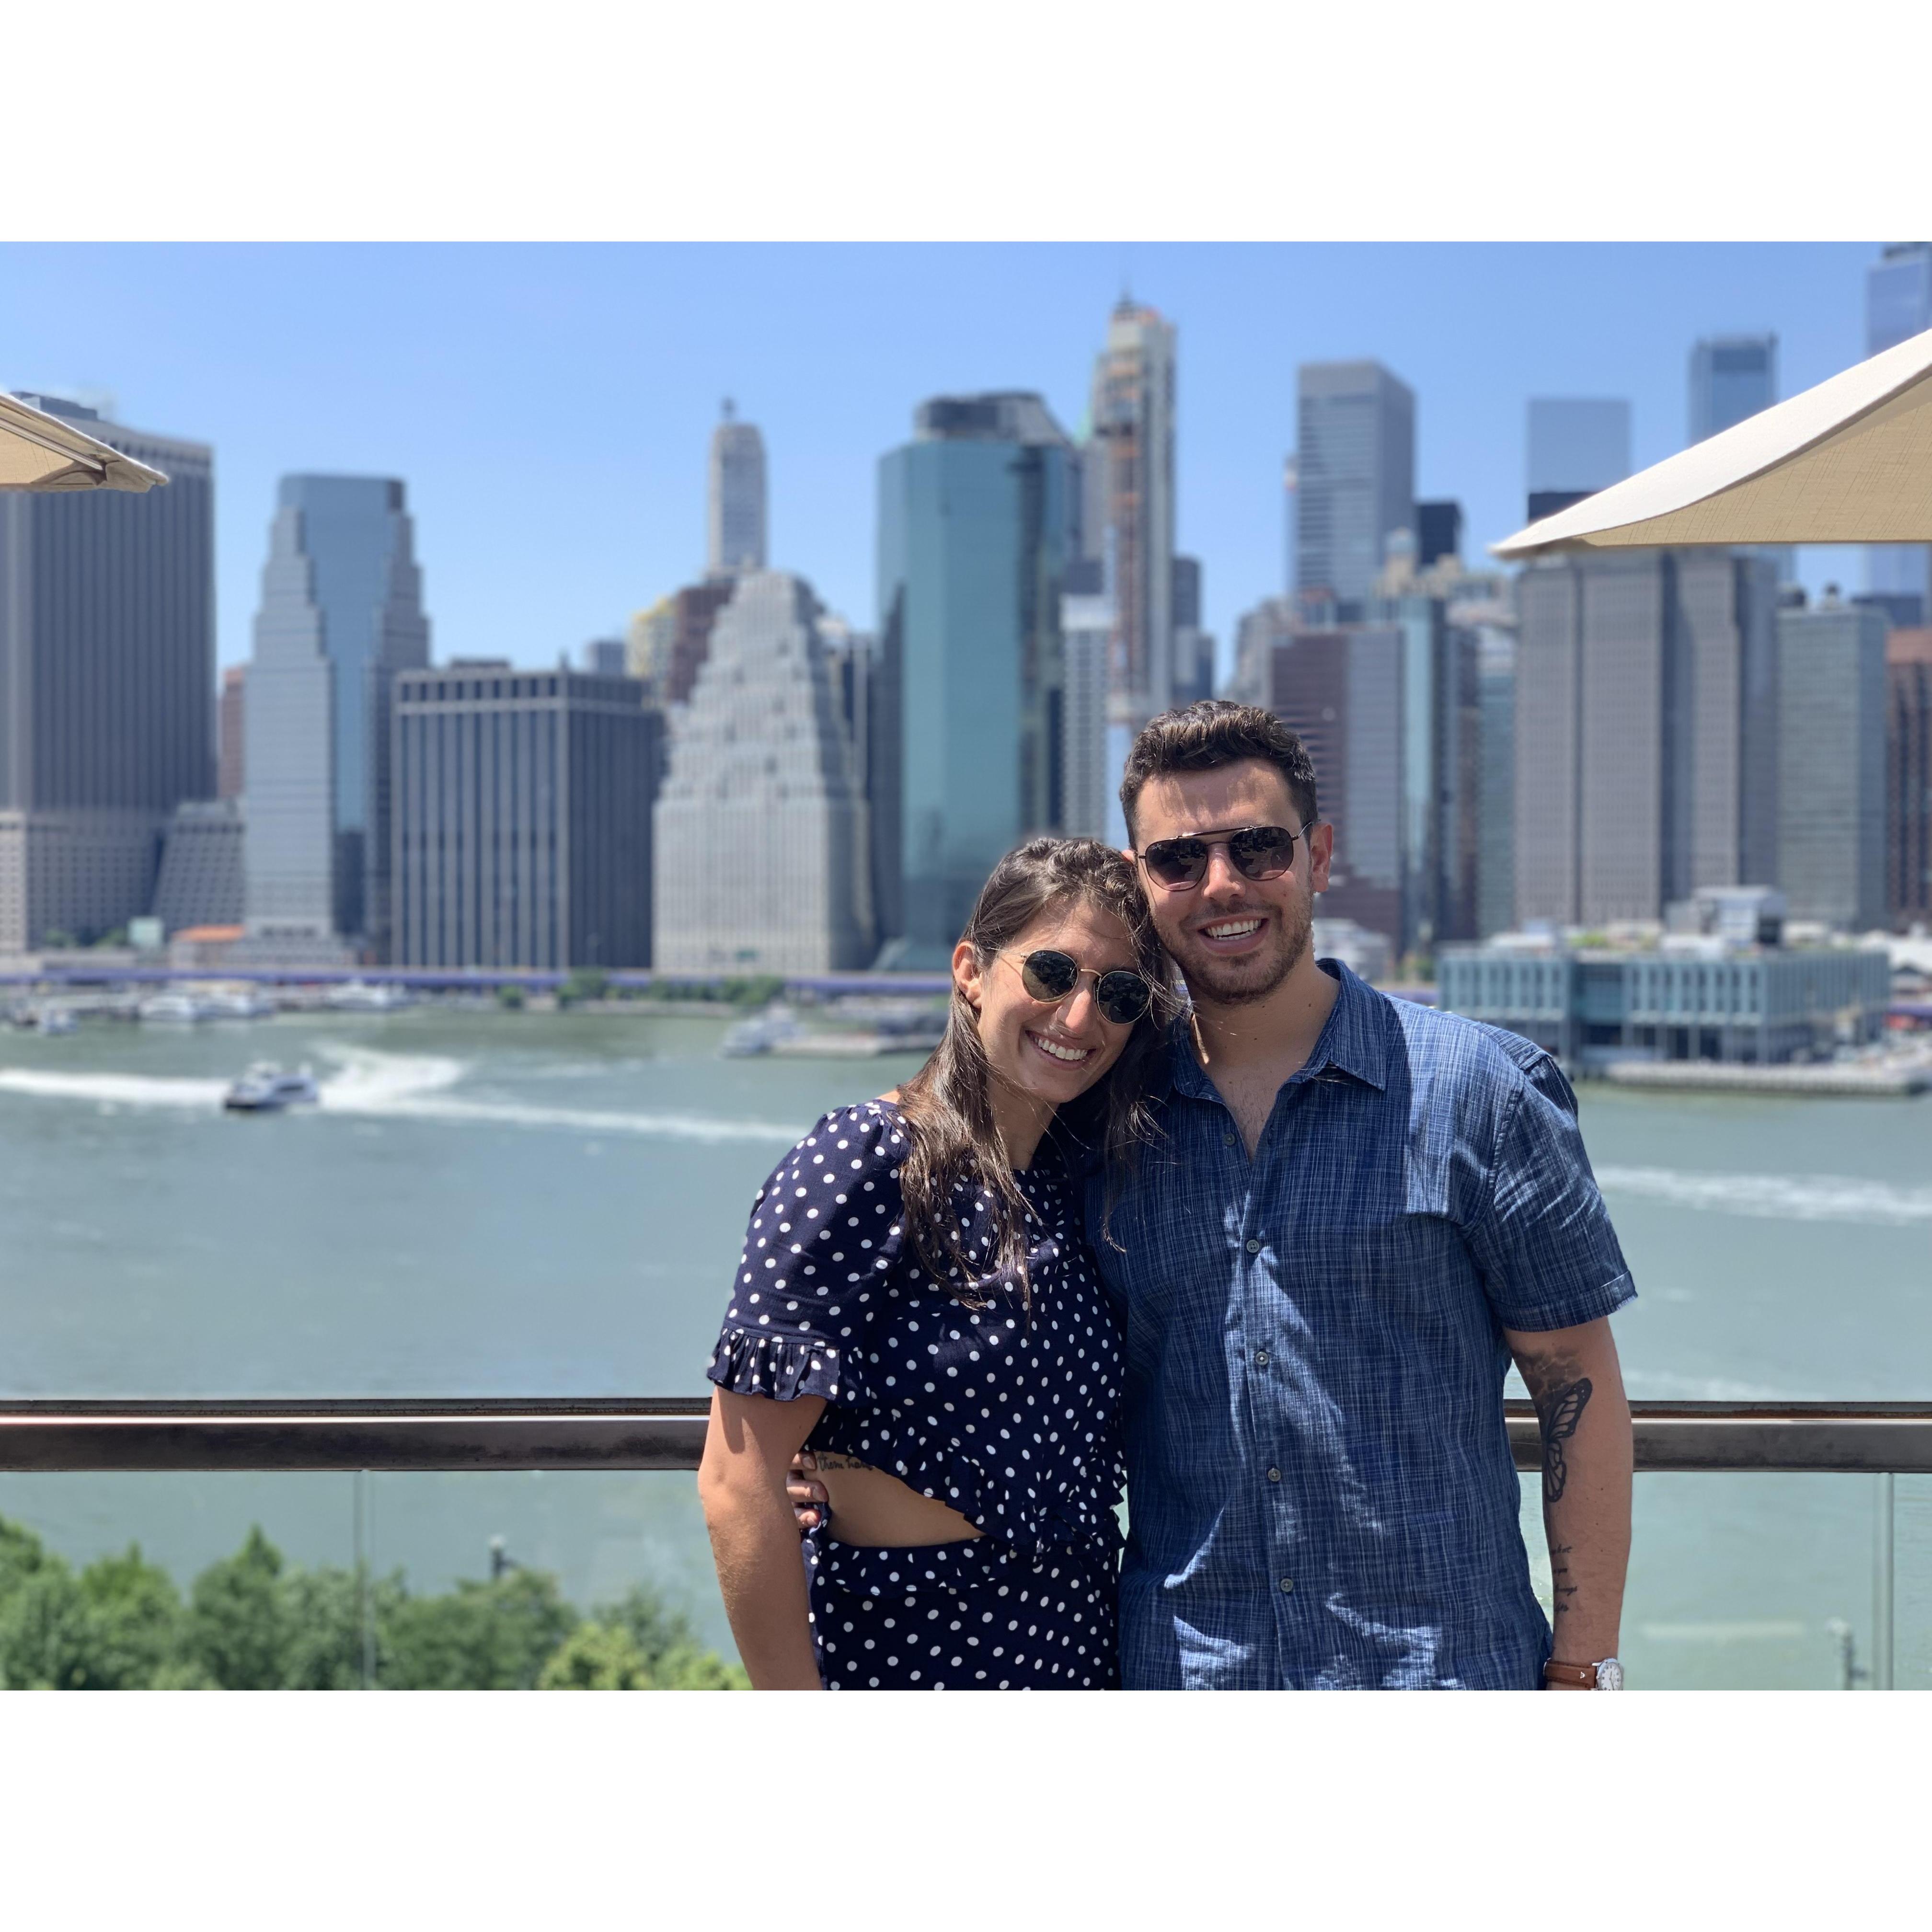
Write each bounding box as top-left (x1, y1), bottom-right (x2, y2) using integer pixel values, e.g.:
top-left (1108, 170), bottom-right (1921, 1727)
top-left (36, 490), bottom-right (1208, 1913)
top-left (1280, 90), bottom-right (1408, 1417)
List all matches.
top-left (0, 243), bottom-right (1891, 683)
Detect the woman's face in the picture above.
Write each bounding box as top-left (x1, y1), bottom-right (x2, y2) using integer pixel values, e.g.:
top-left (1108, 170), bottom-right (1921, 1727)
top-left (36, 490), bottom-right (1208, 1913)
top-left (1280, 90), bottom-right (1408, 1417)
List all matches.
top-left (952, 897), bottom-right (1148, 1117)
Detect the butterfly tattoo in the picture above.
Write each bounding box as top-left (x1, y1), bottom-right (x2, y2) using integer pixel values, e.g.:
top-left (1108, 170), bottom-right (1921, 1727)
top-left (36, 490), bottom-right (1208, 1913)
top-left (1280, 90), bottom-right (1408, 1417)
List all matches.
top-left (1537, 1378), bottom-right (1593, 1504)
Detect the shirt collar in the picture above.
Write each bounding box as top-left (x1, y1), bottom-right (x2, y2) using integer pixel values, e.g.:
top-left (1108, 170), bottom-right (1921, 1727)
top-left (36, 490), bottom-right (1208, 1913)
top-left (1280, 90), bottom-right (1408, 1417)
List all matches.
top-left (1160, 958), bottom-right (1392, 1101)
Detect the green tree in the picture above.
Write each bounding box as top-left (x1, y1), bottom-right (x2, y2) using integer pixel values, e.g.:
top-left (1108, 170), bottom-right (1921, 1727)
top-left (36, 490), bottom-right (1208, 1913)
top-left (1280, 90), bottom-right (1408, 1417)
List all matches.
top-left (280, 1564), bottom-right (407, 1690)
top-left (537, 1622), bottom-right (649, 1689)
top-left (186, 1526), bottom-right (291, 1689)
top-left (558, 968), bottom-right (610, 1008)
top-left (0, 1559), bottom-right (91, 1690)
top-left (596, 1584), bottom-right (748, 1689)
top-left (383, 1568), bottom-right (577, 1690)
top-left (72, 1546), bottom-right (184, 1689)
top-left (495, 983), bottom-right (526, 1011)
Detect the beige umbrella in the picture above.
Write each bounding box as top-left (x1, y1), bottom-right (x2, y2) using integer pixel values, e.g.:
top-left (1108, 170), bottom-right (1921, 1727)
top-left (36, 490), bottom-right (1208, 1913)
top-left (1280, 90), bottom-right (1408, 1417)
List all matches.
top-left (1492, 325), bottom-right (1932, 558)
top-left (0, 391), bottom-right (169, 493)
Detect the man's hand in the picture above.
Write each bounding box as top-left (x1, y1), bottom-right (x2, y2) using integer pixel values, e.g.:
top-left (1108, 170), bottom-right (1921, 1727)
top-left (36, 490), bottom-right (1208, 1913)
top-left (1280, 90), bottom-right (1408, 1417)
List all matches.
top-left (786, 1449), bottom-right (829, 1532)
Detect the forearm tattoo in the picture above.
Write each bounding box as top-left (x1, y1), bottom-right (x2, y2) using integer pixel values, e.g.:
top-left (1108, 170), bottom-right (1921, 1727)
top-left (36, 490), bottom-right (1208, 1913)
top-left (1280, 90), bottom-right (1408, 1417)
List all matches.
top-left (1549, 1541), bottom-right (1578, 1622)
top-left (806, 1452), bottom-right (872, 1472)
top-left (1532, 1375), bottom-right (1593, 1505)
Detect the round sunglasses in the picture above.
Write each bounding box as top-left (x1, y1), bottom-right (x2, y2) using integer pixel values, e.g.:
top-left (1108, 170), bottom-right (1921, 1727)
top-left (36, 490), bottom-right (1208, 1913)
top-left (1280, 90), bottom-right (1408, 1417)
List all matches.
top-left (1001, 949), bottom-right (1155, 1026)
top-left (1138, 820), bottom-right (1318, 892)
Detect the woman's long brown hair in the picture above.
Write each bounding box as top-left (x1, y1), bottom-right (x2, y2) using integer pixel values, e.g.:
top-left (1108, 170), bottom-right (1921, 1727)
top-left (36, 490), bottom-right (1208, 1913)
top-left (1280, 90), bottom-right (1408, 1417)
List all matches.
top-left (894, 836), bottom-right (1176, 1308)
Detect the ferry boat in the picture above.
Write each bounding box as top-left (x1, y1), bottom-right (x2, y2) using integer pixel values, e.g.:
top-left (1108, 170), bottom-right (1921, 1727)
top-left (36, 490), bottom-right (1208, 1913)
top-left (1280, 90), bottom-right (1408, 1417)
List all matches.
top-left (137, 990), bottom-right (215, 1024)
top-left (325, 980), bottom-right (415, 1013)
top-left (222, 1062), bottom-right (321, 1112)
top-left (718, 1003), bottom-right (804, 1057)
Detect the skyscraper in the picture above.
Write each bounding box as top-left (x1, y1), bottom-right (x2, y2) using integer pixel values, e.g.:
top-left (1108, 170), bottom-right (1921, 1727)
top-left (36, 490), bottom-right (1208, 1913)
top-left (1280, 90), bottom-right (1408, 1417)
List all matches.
top-left (876, 392), bottom-right (1074, 962)
top-left (1170, 554), bottom-right (1215, 707)
top-left (1887, 627), bottom-right (1932, 927)
top-left (393, 662), bottom-right (660, 968)
top-left (1688, 334), bottom-right (1790, 581)
top-left (1688, 334), bottom-right (1778, 442)
top-left (654, 573), bottom-right (872, 972)
top-left (1866, 244), bottom-right (1932, 624)
top-left (1475, 624), bottom-right (1517, 938)
top-left (1295, 361), bottom-right (1415, 618)
top-left (707, 401), bottom-right (767, 577)
top-left (1513, 550), bottom-right (1778, 927)
top-left (1084, 301), bottom-right (1177, 727)
top-left (0, 394), bottom-right (213, 952)
top-left (1525, 399), bottom-right (1630, 523)
top-left (1059, 556), bottom-right (1114, 841)
top-left (243, 477), bottom-right (429, 956)
top-left (1770, 596), bottom-right (1886, 932)
top-left (218, 664), bottom-right (247, 800)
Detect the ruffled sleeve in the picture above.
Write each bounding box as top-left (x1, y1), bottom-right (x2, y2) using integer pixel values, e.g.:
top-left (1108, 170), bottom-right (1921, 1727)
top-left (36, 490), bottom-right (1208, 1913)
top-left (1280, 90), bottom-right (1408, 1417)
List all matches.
top-left (704, 1102), bottom-right (908, 1408)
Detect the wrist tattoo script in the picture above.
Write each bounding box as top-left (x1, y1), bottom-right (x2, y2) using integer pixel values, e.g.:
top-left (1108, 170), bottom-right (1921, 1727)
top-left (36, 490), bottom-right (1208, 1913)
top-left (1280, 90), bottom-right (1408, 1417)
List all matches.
top-left (1533, 1377), bottom-right (1593, 1503)
top-left (807, 1453), bottom-right (872, 1472)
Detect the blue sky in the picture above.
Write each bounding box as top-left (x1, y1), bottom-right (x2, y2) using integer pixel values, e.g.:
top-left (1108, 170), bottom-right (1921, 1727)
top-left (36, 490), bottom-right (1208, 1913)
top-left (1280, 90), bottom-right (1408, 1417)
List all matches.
top-left (0, 243), bottom-right (1888, 678)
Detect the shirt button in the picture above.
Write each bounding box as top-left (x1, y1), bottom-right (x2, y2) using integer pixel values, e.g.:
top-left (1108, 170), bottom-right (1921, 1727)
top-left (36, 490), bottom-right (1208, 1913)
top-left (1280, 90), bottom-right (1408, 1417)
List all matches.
top-left (1245, 1238), bottom-right (1261, 1254)
top-left (1254, 1349), bottom-right (1269, 1367)
top-left (1279, 1577), bottom-right (1295, 1594)
top-left (1266, 1467), bottom-right (1281, 1483)
top-left (1222, 1133), bottom-right (1235, 1147)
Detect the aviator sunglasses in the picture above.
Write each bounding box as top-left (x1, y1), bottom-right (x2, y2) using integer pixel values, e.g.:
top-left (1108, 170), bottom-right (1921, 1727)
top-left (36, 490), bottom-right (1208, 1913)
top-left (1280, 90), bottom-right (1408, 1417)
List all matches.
top-left (1001, 950), bottom-right (1155, 1026)
top-left (1138, 820), bottom-right (1318, 892)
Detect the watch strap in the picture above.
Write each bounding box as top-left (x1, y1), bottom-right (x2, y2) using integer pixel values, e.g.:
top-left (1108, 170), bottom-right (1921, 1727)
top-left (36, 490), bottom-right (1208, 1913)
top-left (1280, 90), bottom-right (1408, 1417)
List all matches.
top-left (1542, 1659), bottom-right (1599, 1689)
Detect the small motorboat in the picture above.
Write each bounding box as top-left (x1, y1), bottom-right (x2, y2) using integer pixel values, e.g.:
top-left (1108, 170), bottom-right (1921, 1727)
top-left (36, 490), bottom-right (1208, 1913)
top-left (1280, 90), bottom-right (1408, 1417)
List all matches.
top-left (137, 991), bottom-right (214, 1024)
top-left (719, 1003), bottom-right (804, 1058)
top-left (325, 979), bottom-right (415, 1013)
top-left (223, 1062), bottom-right (321, 1112)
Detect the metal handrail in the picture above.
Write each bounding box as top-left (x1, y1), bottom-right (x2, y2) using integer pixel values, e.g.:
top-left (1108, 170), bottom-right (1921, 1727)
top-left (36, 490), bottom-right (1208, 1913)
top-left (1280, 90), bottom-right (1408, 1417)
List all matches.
top-left (2, 1398), bottom-right (1930, 1474)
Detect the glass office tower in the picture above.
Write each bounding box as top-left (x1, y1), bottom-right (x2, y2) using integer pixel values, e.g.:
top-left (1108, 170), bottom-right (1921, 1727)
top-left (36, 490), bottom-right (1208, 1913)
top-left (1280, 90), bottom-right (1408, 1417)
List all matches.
top-left (245, 475), bottom-right (429, 955)
top-left (1866, 244), bottom-right (1932, 621)
top-left (876, 393), bottom-right (1072, 965)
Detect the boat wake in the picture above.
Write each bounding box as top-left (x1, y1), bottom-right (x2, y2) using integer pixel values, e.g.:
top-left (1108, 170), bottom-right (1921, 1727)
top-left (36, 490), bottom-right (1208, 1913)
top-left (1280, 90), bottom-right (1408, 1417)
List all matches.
top-left (1596, 1164), bottom-right (1932, 1227)
top-left (0, 1046), bottom-right (804, 1147)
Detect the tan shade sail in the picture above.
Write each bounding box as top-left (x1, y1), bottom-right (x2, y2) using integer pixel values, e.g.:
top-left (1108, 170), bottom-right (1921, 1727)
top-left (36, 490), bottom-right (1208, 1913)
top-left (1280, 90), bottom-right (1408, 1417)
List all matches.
top-left (1492, 325), bottom-right (1932, 559)
top-left (0, 391), bottom-right (169, 493)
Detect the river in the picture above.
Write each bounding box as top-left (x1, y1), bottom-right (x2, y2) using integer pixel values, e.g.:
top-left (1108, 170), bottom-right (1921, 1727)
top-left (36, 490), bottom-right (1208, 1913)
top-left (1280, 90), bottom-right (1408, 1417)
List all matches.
top-left (0, 1006), bottom-right (1924, 1688)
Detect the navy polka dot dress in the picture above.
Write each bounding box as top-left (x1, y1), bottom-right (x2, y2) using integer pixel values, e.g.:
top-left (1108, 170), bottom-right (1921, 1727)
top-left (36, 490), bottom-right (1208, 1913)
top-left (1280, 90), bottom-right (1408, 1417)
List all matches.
top-left (707, 1100), bottom-right (1126, 1690)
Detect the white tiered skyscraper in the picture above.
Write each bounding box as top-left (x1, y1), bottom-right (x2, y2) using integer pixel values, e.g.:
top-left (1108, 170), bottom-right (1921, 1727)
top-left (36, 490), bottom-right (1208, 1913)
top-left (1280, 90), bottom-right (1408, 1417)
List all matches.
top-left (653, 572), bottom-right (873, 971)
top-left (707, 401), bottom-right (767, 577)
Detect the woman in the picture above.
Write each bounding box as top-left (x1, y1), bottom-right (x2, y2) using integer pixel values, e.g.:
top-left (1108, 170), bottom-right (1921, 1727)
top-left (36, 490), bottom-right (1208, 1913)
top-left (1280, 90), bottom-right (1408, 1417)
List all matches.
top-left (698, 836), bottom-right (1173, 1689)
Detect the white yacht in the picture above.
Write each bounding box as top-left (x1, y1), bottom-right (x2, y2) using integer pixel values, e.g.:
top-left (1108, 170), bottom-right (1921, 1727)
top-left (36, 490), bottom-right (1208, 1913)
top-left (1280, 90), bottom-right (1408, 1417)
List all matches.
top-left (137, 990), bottom-right (214, 1024)
top-left (223, 1062), bottom-right (321, 1112)
top-left (719, 1003), bottom-right (804, 1058)
top-left (325, 979), bottom-right (415, 1013)
top-left (205, 988), bottom-right (276, 1020)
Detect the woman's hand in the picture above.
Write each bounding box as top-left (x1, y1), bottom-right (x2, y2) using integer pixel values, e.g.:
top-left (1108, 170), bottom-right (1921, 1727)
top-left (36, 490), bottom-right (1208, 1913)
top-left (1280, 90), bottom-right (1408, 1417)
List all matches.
top-left (787, 1449), bottom-right (830, 1532)
top-left (698, 1389), bottom-right (828, 1689)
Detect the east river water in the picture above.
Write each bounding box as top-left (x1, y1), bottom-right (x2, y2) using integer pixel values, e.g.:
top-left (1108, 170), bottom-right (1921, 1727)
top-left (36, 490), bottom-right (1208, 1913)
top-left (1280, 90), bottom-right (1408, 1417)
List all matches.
top-left (1, 1007), bottom-right (1927, 1689)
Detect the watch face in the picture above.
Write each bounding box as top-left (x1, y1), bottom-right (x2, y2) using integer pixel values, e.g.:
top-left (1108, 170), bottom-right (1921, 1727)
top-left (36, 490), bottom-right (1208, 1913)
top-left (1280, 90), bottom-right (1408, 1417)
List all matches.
top-left (1595, 1657), bottom-right (1624, 1690)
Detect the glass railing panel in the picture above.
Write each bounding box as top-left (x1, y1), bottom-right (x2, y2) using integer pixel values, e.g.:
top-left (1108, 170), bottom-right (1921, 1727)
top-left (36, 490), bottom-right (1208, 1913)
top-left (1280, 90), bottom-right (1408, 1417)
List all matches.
top-left (1519, 1470), bottom-right (1897, 1689)
top-left (0, 1469), bottom-right (735, 1689)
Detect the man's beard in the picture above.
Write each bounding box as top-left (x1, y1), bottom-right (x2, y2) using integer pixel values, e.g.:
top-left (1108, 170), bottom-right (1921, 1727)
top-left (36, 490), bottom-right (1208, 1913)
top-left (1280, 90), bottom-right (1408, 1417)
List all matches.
top-left (1170, 890), bottom-right (1313, 1008)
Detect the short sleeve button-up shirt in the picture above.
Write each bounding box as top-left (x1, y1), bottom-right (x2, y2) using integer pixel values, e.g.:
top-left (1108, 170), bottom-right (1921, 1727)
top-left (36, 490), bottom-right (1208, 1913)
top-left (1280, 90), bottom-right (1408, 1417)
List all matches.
top-left (1086, 961), bottom-right (1634, 1690)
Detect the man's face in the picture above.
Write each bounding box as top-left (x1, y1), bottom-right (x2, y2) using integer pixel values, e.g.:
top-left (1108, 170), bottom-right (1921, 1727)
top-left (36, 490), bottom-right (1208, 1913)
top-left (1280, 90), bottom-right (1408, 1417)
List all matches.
top-left (1128, 759), bottom-right (1333, 1007)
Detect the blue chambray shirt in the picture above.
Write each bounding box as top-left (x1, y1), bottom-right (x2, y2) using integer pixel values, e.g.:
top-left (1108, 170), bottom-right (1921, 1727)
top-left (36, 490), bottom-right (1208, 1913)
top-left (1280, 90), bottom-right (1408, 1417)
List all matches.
top-left (1085, 961), bottom-right (1634, 1690)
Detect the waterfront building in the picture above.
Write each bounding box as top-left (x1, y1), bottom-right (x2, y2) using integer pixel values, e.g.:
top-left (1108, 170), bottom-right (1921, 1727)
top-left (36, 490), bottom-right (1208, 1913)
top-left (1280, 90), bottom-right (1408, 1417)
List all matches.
top-left (1083, 302), bottom-right (1176, 732)
top-left (1513, 548), bottom-right (1778, 928)
top-left (1525, 398), bottom-right (1630, 523)
top-left (0, 394), bottom-right (213, 952)
top-left (654, 573), bottom-right (872, 973)
top-left (1774, 595), bottom-right (1886, 932)
top-left (394, 661), bottom-right (660, 969)
top-left (243, 475), bottom-right (430, 958)
top-left (1887, 627), bottom-right (1932, 925)
top-left (876, 392), bottom-right (1073, 963)
top-left (1060, 557), bottom-right (1114, 841)
top-left (583, 637), bottom-right (627, 678)
top-left (1439, 931), bottom-right (1891, 1068)
top-left (151, 798), bottom-right (245, 932)
top-left (1295, 361), bottom-right (1415, 617)
top-left (218, 665), bottom-right (247, 799)
top-left (1866, 244), bottom-right (1932, 624)
top-left (708, 402), bottom-right (767, 577)
top-left (1310, 916), bottom-right (1391, 986)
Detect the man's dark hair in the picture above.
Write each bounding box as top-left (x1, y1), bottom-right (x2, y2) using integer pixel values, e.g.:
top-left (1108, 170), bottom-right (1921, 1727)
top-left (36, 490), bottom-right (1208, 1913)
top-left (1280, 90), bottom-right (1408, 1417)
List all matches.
top-left (1118, 700), bottom-right (1319, 841)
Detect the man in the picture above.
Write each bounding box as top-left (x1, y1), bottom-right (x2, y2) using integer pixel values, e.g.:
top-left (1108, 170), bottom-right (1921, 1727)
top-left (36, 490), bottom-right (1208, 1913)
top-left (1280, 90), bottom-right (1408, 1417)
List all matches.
top-left (795, 699), bottom-right (1633, 1690)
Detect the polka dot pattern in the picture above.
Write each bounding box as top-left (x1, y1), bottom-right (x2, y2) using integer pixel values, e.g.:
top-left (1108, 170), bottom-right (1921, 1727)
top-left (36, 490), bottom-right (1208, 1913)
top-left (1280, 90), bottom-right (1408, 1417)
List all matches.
top-left (706, 1099), bottom-right (1128, 1557)
top-left (805, 1533), bottom-right (1120, 1690)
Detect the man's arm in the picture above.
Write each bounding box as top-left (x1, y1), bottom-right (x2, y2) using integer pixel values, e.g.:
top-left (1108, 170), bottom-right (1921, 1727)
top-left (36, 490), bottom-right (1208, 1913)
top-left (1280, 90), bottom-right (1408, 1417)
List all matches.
top-left (1502, 1315), bottom-right (1632, 1684)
